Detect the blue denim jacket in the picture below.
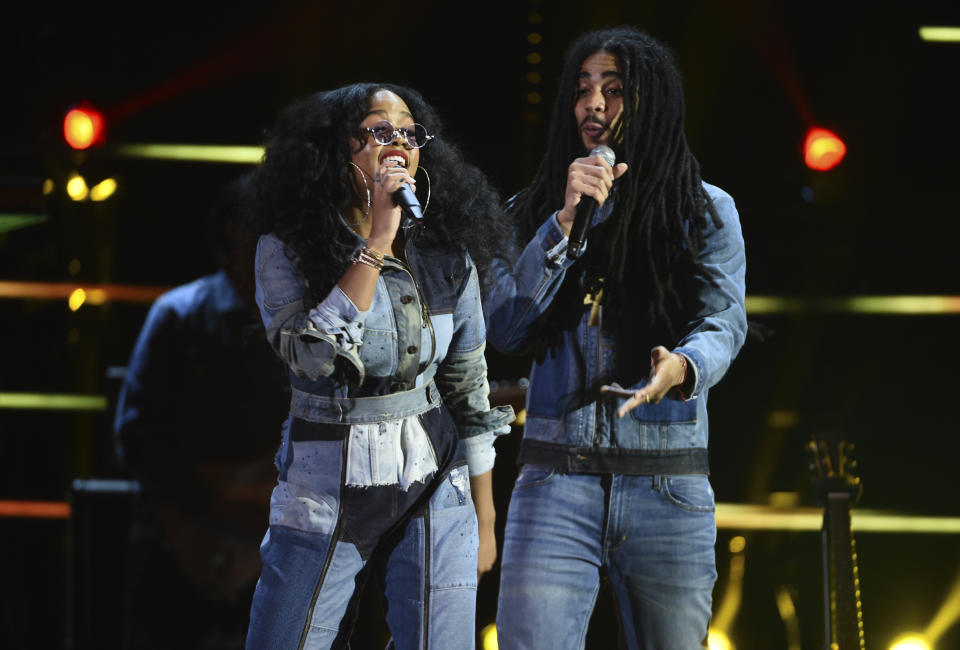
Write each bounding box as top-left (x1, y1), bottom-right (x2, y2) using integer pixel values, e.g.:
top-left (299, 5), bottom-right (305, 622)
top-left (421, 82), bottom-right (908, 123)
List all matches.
top-left (484, 182), bottom-right (746, 475)
top-left (255, 232), bottom-right (513, 493)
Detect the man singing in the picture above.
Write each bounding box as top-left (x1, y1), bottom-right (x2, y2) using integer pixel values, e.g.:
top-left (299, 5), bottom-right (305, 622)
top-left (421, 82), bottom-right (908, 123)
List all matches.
top-left (484, 26), bottom-right (747, 649)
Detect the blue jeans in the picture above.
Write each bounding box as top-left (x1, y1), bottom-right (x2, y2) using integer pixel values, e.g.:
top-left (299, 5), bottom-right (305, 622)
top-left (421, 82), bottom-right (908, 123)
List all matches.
top-left (497, 468), bottom-right (717, 650)
top-left (246, 464), bottom-right (478, 650)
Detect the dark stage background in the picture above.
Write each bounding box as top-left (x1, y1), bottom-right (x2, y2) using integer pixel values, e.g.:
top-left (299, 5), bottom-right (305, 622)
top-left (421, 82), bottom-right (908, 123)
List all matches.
top-left (2, 1), bottom-right (959, 648)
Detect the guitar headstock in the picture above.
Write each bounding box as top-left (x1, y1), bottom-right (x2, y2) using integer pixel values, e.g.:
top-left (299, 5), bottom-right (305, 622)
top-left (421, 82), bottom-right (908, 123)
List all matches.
top-left (807, 435), bottom-right (863, 506)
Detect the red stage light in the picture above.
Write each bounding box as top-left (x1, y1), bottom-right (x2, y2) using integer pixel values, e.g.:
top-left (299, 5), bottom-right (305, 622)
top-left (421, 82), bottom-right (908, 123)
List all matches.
top-left (63, 106), bottom-right (105, 150)
top-left (804, 128), bottom-right (846, 171)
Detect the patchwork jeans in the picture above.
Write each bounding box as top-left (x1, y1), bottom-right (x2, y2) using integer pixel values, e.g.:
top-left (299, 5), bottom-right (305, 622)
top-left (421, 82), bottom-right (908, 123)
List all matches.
top-left (246, 461), bottom-right (478, 649)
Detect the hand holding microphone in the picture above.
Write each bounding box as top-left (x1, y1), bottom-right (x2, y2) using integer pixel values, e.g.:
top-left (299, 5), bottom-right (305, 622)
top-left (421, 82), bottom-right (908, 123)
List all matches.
top-left (557, 146), bottom-right (628, 258)
top-left (367, 160), bottom-right (417, 250)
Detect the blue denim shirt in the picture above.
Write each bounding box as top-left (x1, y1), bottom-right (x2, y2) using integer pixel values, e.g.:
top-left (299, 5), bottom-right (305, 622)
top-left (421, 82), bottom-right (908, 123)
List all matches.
top-left (256, 233), bottom-right (513, 486)
top-left (484, 182), bottom-right (746, 475)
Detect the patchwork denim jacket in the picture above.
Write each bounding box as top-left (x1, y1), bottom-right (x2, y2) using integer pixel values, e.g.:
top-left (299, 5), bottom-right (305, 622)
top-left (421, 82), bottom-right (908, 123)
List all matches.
top-left (255, 232), bottom-right (513, 496)
top-left (484, 183), bottom-right (746, 475)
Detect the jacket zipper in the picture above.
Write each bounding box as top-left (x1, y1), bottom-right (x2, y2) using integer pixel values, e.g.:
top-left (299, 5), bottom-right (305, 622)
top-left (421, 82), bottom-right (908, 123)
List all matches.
top-left (396, 249), bottom-right (437, 647)
top-left (296, 441), bottom-right (349, 650)
top-left (423, 501), bottom-right (432, 648)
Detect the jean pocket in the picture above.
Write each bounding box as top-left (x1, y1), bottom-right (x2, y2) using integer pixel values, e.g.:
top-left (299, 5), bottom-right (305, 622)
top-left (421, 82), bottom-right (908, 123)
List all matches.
top-left (513, 465), bottom-right (558, 491)
top-left (430, 464), bottom-right (473, 511)
top-left (660, 475), bottom-right (715, 513)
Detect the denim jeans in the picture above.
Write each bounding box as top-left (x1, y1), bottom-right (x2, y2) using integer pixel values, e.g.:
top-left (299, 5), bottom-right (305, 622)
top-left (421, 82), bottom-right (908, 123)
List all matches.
top-left (246, 463), bottom-right (478, 650)
top-left (497, 468), bottom-right (717, 649)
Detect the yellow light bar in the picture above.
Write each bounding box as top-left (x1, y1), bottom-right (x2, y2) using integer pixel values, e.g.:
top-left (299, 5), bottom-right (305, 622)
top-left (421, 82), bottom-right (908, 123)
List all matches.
top-left (746, 295), bottom-right (960, 315)
top-left (1, 496), bottom-right (957, 531)
top-left (0, 500), bottom-right (71, 519)
top-left (114, 143), bottom-right (263, 164)
top-left (715, 504), bottom-right (960, 533)
top-left (3, 285), bottom-right (955, 314)
top-left (0, 392), bottom-right (107, 411)
top-left (0, 213), bottom-right (47, 233)
top-left (919, 26), bottom-right (960, 42)
top-left (852, 510), bottom-right (960, 534)
top-left (0, 281), bottom-right (168, 303)
top-left (716, 504), bottom-right (823, 530)
top-left (838, 295), bottom-right (960, 314)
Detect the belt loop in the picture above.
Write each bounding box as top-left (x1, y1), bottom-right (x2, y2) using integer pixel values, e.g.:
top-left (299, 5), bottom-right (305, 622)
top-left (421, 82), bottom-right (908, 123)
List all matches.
top-left (652, 475), bottom-right (662, 491)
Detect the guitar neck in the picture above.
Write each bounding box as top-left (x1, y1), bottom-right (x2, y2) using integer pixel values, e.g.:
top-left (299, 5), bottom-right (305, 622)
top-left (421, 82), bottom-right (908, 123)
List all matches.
top-left (822, 493), bottom-right (865, 650)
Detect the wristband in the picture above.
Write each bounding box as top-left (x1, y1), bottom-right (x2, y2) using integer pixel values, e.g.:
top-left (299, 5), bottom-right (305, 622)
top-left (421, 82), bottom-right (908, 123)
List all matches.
top-left (352, 244), bottom-right (384, 270)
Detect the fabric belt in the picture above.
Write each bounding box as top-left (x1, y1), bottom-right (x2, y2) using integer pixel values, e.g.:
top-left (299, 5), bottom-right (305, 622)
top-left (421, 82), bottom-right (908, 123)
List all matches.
top-left (518, 439), bottom-right (710, 475)
top-left (289, 379), bottom-right (441, 425)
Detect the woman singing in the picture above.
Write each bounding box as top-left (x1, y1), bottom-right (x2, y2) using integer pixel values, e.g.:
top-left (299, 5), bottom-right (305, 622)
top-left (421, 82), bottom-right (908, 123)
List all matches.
top-left (245, 83), bottom-right (514, 649)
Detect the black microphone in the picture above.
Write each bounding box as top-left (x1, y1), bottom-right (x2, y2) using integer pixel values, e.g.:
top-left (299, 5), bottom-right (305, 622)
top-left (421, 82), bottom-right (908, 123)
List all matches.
top-left (567, 145), bottom-right (616, 259)
top-left (393, 183), bottom-right (423, 220)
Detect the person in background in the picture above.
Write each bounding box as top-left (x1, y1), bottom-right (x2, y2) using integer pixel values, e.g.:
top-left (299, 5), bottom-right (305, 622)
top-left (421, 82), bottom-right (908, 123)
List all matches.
top-left (114, 173), bottom-right (290, 649)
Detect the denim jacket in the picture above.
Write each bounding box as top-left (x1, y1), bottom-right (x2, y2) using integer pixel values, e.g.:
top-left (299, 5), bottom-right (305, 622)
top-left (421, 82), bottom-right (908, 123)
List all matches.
top-left (255, 232), bottom-right (513, 495)
top-left (484, 182), bottom-right (746, 475)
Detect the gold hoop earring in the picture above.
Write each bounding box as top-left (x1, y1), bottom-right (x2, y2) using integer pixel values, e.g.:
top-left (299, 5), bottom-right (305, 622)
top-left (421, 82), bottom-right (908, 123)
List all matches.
top-left (416, 166), bottom-right (431, 217)
top-left (348, 162), bottom-right (371, 218)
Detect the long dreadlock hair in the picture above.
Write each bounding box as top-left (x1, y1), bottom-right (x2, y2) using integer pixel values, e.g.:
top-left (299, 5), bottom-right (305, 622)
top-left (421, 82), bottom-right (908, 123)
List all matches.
top-left (254, 82), bottom-right (513, 303)
top-left (511, 27), bottom-right (721, 339)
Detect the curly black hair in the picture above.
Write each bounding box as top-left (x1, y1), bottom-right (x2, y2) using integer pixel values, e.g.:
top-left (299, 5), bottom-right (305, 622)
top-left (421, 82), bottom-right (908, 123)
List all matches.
top-left (510, 27), bottom-right (721, 336)
top-left (254, 82), bottom-right (515, 302)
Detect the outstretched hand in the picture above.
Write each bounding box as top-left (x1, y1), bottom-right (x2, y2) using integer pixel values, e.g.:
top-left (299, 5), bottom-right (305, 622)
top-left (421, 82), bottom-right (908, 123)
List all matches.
top-left (601, 346), bottom-right (688, 418)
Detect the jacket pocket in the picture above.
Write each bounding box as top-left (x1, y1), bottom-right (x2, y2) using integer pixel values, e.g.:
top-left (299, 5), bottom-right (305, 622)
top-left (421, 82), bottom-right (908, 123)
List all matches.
top-left (629, 395), bottom-right (697, 424)
top-left (358, 327), bottom-right (398, 377)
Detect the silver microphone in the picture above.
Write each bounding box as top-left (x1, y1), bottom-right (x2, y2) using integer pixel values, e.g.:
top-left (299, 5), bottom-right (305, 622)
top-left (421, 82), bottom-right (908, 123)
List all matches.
top-left (567, 145), bottom-right (616, 259)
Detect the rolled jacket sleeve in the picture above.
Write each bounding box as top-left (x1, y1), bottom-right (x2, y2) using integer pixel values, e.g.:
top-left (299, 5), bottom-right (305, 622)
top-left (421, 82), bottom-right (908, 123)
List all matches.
top-left (307, 286), bottom-right (367, 354)
top-left (255, 234), bottom-right (367, 382)
top-left (462, 431), bottom-right (501, 477)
